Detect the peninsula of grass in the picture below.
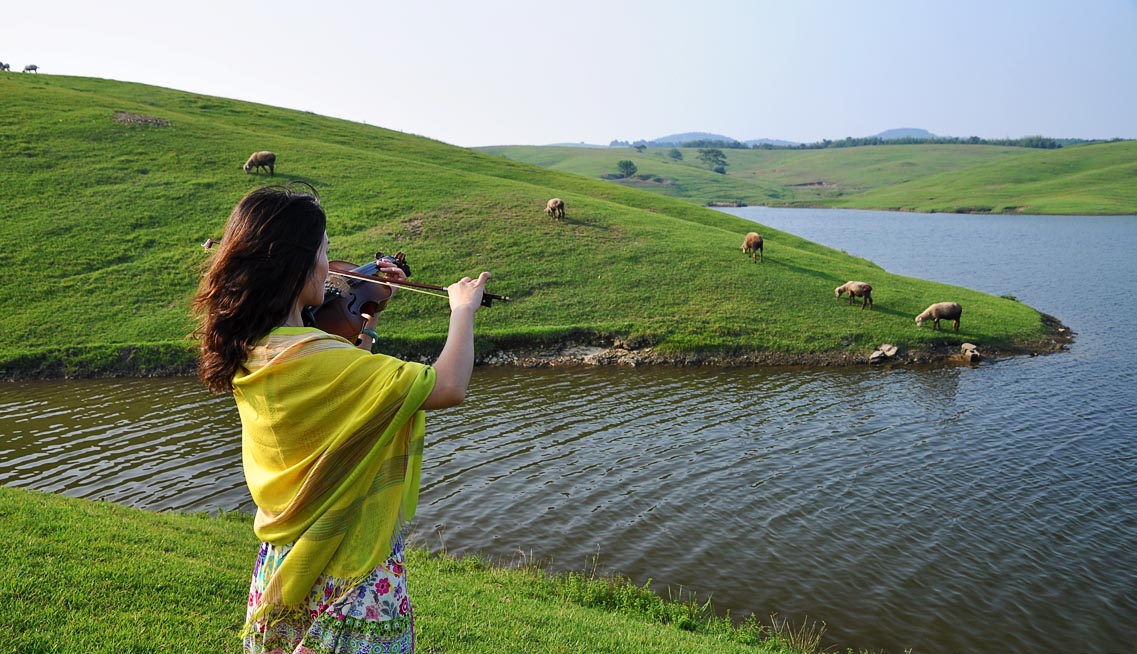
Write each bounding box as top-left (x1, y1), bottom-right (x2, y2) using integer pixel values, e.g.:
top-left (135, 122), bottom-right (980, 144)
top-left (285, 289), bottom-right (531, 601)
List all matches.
top-left (0, 74), bottom-right (1068, 379)
top-left (477, 141), bottom-right (1137, 215)
top-left (0, 485), bottom-right (835, 653)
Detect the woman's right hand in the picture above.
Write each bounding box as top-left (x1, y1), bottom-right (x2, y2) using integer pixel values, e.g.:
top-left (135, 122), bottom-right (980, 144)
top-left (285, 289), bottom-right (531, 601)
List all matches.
top-left (446, 272), bottom-right (491, 312)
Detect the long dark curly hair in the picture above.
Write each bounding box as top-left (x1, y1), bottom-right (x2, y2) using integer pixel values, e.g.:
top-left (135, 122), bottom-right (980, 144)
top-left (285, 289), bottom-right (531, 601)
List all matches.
top-left (193, 185), bottom-right (327, 393)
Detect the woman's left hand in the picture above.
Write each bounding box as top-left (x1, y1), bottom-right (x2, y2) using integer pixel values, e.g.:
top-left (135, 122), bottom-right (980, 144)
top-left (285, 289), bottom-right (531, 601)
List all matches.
top-left (377, 258), bottom-right (407, 297)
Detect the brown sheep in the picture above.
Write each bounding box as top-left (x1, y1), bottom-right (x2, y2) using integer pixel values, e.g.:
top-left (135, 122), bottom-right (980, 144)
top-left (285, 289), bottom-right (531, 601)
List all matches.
top-left (243, 151), bottom-right (276, 175)
top-left (915, 302), bottom-right (963, 332)
top-left (22, 64), bottom-right (38, 73)
top-left (545, 197), bottom-right (565, 220)
top-left (741, 231), bottom-right (763, 263)
top-left (835, 281), bottom-right (873, 310)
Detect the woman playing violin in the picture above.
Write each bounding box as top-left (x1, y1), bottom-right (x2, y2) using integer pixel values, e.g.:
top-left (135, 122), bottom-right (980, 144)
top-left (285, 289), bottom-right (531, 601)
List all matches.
top-left (193, 184), bottom-right (490, 653)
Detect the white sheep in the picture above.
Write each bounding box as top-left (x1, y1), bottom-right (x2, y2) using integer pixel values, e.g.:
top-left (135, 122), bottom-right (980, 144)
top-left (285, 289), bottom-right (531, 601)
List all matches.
top-left (23, 64), bottom-right (38, 73)
top-left (835, 281), bottom-right (873, 310)
top-left (545, 197), bottom-right (565, 220)
top-left (915, 302), bottom-right (963, 332)
top-left (243, 151), bottom-right (276, 176)
top-left (741, 231), bottom-right (764, 263)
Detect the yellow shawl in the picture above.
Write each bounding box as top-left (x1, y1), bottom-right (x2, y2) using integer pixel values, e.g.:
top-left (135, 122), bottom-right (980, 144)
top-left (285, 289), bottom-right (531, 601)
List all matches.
top-left (233, 326), bottom-right (435, 626)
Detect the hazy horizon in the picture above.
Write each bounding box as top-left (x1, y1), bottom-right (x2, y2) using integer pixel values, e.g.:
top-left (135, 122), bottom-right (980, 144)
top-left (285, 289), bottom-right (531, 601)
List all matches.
top-left (4, 0), bottom-right (1135, 148)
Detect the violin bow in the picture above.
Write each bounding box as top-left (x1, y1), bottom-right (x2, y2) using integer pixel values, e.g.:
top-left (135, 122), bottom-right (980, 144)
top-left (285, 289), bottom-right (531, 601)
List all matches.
top-left (330, 268), bottom-right (509, 307)
top-left (202, 238), bottom-right (508, 307)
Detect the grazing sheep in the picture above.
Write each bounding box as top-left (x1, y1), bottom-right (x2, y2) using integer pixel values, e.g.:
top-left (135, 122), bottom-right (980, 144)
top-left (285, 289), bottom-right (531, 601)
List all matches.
top-left (741, 231), bottom-right (764, 263)
top-left (243, 151), bottom-right (276, 175)
top-left (545, 197), bottom-right (565, 220)
top-left (835, 281), bottom-right (873, 310)
top-left (0, 63), bottom-right (10, 72)
top-left (915, 302), bottom-right (963, 332)
top-left (23, 64), bottom-right (38, 73)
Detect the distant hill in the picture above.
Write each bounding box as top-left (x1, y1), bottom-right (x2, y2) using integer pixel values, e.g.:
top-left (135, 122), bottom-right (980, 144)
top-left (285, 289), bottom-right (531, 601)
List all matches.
top-left (647, 132), bottom-right (740, 146)
top-left (478, 141), bottom-right (1137, 215)
top-left (632, 129), bottom-right (939, 147)
top-left (835, 141), bottom-right (1137, 214)
top-left (874, 128), bottom-right (937, 140)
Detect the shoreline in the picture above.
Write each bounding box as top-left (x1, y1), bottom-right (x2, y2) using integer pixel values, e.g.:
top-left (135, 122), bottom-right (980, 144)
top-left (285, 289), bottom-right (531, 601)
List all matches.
top-left (0, 316), bottom-right (1075, 381)
top-left (464, 313), bottom-right (1075, 369)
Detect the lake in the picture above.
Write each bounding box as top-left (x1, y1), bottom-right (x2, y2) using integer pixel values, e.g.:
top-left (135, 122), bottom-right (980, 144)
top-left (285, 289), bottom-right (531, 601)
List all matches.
top-left (2, 207), bottom-right (1135, 654)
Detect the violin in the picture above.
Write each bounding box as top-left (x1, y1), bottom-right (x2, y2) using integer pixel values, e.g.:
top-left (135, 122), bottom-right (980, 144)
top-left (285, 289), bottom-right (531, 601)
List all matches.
top-left (202, 239), bottom-right (509, 343)
top-left (304, 252), bottom-right (411, 342)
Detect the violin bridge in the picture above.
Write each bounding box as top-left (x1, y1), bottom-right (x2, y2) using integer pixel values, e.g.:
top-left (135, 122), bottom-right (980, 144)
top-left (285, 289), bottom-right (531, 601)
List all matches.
top-left (324, 275), bottom-right (351, 297)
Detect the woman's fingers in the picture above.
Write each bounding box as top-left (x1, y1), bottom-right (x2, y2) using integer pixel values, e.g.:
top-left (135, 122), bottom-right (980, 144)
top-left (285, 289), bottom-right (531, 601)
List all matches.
top-left (447, 272), bottom-right (491, 310)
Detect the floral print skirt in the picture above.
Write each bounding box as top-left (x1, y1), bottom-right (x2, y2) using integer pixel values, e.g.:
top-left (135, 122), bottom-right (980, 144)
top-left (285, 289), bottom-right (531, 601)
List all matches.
top-left (243, 537), bottom-right (414, 654)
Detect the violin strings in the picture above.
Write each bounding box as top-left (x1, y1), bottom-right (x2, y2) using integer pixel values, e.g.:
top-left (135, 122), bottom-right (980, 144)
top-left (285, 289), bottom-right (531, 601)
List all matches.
top-left (387, 284), bottom-right (449, 300)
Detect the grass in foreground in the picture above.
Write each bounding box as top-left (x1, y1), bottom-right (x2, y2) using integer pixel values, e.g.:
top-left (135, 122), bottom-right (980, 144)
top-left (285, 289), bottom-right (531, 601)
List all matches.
top-left (0, 485), bottom-right (835, 653)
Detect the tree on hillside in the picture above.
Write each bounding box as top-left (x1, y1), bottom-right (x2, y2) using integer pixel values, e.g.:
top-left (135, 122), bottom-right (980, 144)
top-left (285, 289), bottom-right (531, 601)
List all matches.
top-left (668, 148), bottom-right (683, 160)
top-left (697, 148), bottom-right (728, 173)
top-left (634, 144), bottom-right (647, 153)
top-left (617, 160), bottom-right (638, 178)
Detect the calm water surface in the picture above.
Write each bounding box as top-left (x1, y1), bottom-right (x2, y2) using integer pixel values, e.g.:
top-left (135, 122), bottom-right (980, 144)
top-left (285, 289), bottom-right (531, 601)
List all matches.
top-left (2, 208), bottom-right (1135, 654)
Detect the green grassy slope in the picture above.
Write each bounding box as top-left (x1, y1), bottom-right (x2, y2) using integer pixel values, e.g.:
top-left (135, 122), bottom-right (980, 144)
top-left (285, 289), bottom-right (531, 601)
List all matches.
top-left (0, 485), bottom-right (824, 654)
top-left (0, 74), bottom-right (1056, 376)
top-left (831, 141), bottom-right (1137, 214)
top-left (477, 144), bottom-right (1030, 206)
top-left (478, 142), bottom-right (1137, 214)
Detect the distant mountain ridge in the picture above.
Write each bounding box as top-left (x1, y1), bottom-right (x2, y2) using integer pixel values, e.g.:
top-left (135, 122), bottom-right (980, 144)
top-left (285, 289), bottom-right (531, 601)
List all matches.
top-left (646, 132), bottom-right (739, 146)
top-left (874, 128), bottom-right (937, 140)
top-left (621, 129), bottom-right (940, 148)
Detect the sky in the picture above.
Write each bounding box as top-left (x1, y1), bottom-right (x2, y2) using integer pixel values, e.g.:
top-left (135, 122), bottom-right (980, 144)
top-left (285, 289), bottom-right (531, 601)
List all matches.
top-left (3, 0), bottom-right (1136, 147)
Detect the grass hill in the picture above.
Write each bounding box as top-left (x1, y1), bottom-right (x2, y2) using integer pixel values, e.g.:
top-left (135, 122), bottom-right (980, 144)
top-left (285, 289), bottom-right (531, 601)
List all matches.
top-left (0, 74), bottom-right (1061, 377)
top-left (831, 141), bottom-right (1137, 214)
top-left (477, 142), bottom-right (1137, 215)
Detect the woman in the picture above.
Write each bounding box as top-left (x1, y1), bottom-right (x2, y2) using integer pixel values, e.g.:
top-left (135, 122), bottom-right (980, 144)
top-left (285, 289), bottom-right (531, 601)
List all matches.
top-left (193, 185), bottom-right (489, 653)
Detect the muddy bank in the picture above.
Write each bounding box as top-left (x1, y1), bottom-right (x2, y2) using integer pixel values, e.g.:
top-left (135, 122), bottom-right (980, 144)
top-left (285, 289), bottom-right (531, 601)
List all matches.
top-left (473, 314), bottom-right (1075, 369)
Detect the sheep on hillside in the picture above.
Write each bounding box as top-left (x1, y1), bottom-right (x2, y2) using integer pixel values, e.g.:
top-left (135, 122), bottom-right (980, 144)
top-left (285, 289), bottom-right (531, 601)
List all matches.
top-left (741, 231), bottom-right (764, 263)
top-left (835, 281), bottom-right (873, 310)
top-left (23, 64), bottom-right (38, 73)
top-left (915, 302), bottom-right (963, 332)
top-left (545, 197), bottom-right (565, 220)
top-left (243, 151), bottom-right (276, 175)
top-left (0, 63), bottom-right (10, 72)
